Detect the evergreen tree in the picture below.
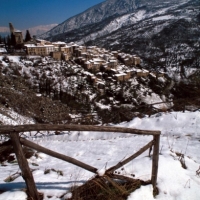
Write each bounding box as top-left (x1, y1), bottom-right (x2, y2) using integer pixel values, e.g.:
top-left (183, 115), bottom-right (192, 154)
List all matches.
top-left (25, 30), bottom-right (31, 42)
top-left (10, 33), bottom-right (16, 46)
top-left (6, 35), bottom-right (11, 46)
top-left (3, 37), bottom-right (6, 45)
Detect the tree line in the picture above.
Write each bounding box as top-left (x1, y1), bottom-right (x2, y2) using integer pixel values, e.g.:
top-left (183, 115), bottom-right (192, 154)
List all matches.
top-left (0, 30), bottom-right (32, 49)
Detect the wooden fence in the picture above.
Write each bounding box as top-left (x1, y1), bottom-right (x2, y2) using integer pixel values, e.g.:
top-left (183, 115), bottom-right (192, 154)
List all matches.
top-left (0, 124), bottom-right (160, 200)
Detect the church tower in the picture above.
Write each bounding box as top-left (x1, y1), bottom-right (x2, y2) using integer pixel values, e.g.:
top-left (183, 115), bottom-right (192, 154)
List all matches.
top-left (8, 22), bottom-right (23, 45)
top-left (9, 23), bottom-right (15, 34)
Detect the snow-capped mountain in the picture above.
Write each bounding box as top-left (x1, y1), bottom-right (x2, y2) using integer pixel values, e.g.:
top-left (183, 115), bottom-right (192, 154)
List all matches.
top-left (84, 0), bottom-right (200, 72)
top-left (41, 0), bottom-right (200, 74)
top-left (40, 0), bottom-right (190, 39)
top-left (0, 24), bottom-right (58, 38)
top-left (22, 24), bottom-right (58, 36)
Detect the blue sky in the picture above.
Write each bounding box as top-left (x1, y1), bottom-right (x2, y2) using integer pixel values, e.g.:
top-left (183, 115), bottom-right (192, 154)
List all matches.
top-left (0, 0), bottom-right (105, 30)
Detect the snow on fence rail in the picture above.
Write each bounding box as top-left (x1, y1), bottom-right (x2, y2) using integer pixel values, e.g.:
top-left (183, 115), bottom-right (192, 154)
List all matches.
top-left (0, 124), bottom-right (161, 200)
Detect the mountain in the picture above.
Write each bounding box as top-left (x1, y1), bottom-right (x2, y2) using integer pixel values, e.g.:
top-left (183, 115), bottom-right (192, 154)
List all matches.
top-left (41, 0), bottom-right (200, 76)
top-left (0, 24), bottom-right (57, 38)
top-left (40, 0), bottom-right (191, 39)
top-left (0, 27), bottom-right (9, 37)
top-left (39, 0), bottom-right (134, 39)
top-left (85, 0), bottom-right (200, 71)
top-left (0, 27), bottom-right (9, 33)
top-left (22, 24), bottom-right (58, 36)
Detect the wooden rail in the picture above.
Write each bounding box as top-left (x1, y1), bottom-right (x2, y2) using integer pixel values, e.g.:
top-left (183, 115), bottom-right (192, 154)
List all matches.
top-left (0, 124), bottom-right (160, 135)
top-left (20, 137), bottom-right (98, 174)
top-left (0, 124), bottom-right (161, 200)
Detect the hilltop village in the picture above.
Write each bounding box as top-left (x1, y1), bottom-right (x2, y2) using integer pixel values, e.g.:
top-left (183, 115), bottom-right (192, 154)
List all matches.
top-left (23, 39), bottom-right (166, 93)
top-left (1, 24), bottom-right (165, 87)
top-left (0, 23), bottom-right (170, 121)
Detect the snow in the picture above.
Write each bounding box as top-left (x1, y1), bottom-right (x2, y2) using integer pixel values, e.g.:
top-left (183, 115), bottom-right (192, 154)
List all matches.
top-left (95, 102), bottom-right (111, 110)
top-left (158, 77), bottom-right (166, 83)
top-left (0, 48), bottom-right (7, 53)
top-left (0, 54), bottom-right (199, 198)
top-left (0, 108), bottom-right (34, 125)
top-left (152, 15), bottom-right (174, 21)
top-left (76, 10), bottom-right (147, 44)
top-left (0, 191), bottom-right (27, 200)
top-left (7, 56), bottom-right (20, 63)
top-left (141, 93), bottom-right (167, 108)
top-left (0, 55), bottom-right (20, 64)
top-left (0, 111), bottom-right (200, 199)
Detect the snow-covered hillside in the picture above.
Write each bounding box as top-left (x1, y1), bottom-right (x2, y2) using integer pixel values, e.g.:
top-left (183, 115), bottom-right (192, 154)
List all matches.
top-left (0, 54), bottom-right (179, 124)
top-left (40, 0), bottom-right (190, 39)
top-left (0, 111), bottom-right (200, 200)
top-left (75, 1), bottom-right (192, 45)
top-left (0, 54), bottom-right (199, 200)
top-left (41, 0), bottom-right (200, 75)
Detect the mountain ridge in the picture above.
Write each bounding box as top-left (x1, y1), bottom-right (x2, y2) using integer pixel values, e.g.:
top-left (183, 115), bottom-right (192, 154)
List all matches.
top-left (39, 0), bottom-right (200, 77)
top-left (40, 0), bottom-right (189, 39)
top-left (0, 24), bottom-right (58, 37)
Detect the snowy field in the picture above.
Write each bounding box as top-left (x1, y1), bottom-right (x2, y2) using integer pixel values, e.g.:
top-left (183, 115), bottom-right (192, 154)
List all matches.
top-left (0, 111), bottom-right (200, 200)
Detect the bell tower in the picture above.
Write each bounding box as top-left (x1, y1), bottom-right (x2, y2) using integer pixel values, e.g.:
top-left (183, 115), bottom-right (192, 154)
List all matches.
top-left (8, 22), bottom-right (24, 45)
top-left (9, 23), bottom-right (15, 34)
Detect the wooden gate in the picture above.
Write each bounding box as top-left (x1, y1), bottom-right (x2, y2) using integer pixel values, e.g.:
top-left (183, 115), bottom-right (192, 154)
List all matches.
top-left (0, 124), bottom-right (160, 200)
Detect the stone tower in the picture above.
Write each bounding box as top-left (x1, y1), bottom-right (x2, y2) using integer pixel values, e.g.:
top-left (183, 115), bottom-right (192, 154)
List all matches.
top-left (8, 23), bottom-right (23, 45)
top-left (9, 23), bottom-right (15, 34)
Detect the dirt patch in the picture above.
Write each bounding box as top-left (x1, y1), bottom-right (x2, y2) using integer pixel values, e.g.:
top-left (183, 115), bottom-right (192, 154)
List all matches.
top-left (0, 139), bottom-right (35, 163)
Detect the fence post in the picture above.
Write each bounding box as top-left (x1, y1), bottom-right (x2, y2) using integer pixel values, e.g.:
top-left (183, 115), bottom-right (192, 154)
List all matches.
top-left (10, 132), bottom-right (39, 200)
top-left (151, 134), bottom-right (160, 190)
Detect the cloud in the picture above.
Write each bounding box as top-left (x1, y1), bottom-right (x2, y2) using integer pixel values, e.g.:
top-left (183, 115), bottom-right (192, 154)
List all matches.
top-left (0, 24), bottom-right (58, 37)
top-left (0, 27), bottom-right (9, 32)
top-left (22, 24), bottom-right (58, 36)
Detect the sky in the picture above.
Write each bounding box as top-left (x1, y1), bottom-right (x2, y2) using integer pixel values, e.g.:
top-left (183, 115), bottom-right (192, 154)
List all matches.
top-left (0, 0), bottom-right (105, 30)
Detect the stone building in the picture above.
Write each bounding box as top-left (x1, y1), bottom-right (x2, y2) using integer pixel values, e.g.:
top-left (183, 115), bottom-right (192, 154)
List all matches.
top-left (24, 44), bottom-right (54, 56)
top-left (9, 23), bottom-right (23, 45)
